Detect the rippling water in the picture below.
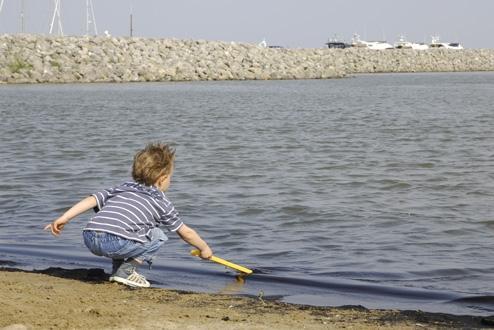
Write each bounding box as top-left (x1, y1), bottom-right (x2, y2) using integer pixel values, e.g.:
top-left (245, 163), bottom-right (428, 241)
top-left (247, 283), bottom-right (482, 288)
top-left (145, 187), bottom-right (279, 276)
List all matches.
top-left (1, 72), bottom-right (494, 315)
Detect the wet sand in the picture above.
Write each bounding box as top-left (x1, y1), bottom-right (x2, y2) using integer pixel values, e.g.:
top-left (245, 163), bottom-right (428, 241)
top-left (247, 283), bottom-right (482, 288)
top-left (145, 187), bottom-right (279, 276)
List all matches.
top-left (1, 267), bottom-right (493, 329)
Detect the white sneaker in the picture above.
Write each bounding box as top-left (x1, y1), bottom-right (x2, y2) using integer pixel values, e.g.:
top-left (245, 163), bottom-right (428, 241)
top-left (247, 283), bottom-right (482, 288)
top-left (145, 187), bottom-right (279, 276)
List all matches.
top-left (109, 262), bottom-right (150, 288)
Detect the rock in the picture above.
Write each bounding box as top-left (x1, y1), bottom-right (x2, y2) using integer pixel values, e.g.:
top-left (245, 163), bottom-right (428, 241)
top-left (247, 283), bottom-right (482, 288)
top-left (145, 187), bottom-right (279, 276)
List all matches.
top-left (1, 34), bottom-right (494, 84)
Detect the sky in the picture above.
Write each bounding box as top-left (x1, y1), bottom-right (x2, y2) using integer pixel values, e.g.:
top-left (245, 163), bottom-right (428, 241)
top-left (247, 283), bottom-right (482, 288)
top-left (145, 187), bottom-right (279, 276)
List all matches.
top-left (0, 0), bottom-right (493, 49)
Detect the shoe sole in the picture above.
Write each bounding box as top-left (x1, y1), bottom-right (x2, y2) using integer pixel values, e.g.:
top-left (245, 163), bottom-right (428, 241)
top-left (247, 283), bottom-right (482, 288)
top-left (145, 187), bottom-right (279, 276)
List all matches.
top-left (109, 275), bottom-right (150, 288)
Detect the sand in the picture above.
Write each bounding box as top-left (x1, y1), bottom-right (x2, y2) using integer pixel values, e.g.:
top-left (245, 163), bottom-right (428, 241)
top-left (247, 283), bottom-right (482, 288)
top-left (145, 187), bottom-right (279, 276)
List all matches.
top-left (0, 267), bottom-right (492, 330)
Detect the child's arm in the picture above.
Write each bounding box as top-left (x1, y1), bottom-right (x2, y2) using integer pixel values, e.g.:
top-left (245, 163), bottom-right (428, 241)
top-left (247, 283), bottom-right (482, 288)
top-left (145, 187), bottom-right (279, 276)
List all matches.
top-left (44, 196), bottom-right (97, 236)
top-left (177, 224), bottom-right (213, 259)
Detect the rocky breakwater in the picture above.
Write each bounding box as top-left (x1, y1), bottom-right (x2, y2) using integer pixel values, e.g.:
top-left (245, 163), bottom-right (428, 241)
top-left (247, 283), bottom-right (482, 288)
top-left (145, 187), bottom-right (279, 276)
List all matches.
top-left (1, 34), bottom-right (494, 84)
top-left (341, 47), bottom-right (494, 73)
top-left (0, 34), bottom-right (345, 83)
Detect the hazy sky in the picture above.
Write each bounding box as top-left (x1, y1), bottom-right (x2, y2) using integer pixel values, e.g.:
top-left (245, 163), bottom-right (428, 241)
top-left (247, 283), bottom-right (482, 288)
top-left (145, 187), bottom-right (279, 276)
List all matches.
top-left (0, 0), bottom-right (493, 48)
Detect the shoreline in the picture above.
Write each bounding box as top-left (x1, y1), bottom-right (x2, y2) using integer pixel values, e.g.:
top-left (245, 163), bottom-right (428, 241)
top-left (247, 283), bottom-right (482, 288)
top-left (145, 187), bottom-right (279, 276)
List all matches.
top-left (1, 267), bottom-right (493, 329)
top-left (1, 34), bottom-right (494, 84)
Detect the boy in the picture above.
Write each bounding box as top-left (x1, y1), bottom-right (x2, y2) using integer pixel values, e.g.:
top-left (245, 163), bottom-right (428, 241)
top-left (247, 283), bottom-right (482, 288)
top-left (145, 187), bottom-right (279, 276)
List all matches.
top-left (44, 143), bottom-right (212, 288)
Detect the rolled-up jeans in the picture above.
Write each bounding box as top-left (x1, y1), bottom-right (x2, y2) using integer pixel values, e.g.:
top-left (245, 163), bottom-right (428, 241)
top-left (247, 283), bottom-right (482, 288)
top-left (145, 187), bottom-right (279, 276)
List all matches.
top-left (82, 228), bottom-right (168, 265)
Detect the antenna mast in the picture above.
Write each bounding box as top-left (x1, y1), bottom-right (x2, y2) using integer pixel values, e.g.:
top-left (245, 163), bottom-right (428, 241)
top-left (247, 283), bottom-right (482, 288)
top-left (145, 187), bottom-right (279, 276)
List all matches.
top-left (85, 0), bottom-right (98, 35)
top-left (20, 0), bottom-right (25, 33)
top-left (129, 1), bottom-right (133, 37)
top-left (0, 0), bottom-right (26, 33)
top-left (49, 0), bottom-right (63, 36)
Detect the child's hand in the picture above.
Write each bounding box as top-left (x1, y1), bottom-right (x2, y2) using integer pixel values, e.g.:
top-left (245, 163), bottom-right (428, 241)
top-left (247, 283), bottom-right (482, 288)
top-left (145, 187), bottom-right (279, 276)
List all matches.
top-left (44, 217), bottom-right (68, 236)
top-left (199, 247), bottom-right (213, 260)
top-left (43, 196), bottom-right (96, 236)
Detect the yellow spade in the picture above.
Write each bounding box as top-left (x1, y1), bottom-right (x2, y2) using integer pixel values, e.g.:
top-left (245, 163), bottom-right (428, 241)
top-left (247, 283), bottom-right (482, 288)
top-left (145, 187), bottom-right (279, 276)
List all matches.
top-left (190, 250), bottom-right (253, 275)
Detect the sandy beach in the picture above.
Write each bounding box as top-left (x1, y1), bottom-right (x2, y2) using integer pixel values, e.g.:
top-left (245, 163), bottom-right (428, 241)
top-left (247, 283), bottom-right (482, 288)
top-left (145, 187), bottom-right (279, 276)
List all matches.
top-left (1, 267), bottom-right (492, 330)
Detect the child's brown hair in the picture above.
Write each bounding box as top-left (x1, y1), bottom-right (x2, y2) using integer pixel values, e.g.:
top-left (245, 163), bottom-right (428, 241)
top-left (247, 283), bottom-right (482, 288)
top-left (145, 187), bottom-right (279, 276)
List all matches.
top-left (132, 143), bottom-right (175, 186)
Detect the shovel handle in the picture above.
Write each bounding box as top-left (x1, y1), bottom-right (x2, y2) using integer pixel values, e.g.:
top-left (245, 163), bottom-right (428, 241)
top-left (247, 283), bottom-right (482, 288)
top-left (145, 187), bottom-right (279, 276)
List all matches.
top-left (190, 250), bottom-right (253, 275)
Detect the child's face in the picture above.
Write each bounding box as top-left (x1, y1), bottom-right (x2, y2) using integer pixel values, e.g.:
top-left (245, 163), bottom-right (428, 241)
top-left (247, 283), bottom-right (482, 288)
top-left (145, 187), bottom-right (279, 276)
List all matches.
top-left (155, 165), bottom-right (174, 192)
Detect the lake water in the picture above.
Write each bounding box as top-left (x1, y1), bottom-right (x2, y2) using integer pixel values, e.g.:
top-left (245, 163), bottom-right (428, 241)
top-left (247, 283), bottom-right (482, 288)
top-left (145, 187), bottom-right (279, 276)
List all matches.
top-left (1, 72), bottom-right (494, 315)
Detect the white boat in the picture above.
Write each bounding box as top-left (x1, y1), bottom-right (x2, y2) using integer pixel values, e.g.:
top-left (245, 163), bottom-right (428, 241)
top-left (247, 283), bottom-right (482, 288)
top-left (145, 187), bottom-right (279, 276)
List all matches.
top-left (394, 35), bottom-right (429, 50)
top-left (258, 38), bottom-right (267, 48)
top-left (429, 36), bottom-right (463, 49)
top-left (351, 34), bottom-right (393, 50)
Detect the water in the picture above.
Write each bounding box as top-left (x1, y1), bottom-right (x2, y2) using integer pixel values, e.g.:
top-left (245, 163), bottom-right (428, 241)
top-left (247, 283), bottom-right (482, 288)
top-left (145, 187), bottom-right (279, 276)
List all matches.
top-left (1, 72), bottom-right (494, 315)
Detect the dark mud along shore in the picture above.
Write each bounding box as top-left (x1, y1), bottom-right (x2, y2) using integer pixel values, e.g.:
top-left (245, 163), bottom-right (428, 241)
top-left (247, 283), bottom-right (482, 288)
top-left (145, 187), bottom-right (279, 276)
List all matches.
top-left (1, 266), bottom-right (494, 329)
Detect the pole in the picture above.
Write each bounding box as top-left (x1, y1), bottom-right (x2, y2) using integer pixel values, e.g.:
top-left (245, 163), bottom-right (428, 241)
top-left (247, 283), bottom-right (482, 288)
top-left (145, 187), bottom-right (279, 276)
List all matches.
top-left (129, 1), bottom-right (133, 37)
top-left (85, 0), bottom-right (89, 35)
top-left (20, 0), bottom-right (25, 33)
top-left (130, 13), bottom-right (133, 37)
top-left (89, 0), bottom-right (97, 35)
top-left (85, 0), bottom-right (98, 36)
top-left (49, 0), bottom-right (63, 36)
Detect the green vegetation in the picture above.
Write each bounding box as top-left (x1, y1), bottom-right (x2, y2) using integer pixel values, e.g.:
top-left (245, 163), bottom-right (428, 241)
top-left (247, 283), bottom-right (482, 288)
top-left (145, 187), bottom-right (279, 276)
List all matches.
top-left (50, 60), bottom-right (61, 69)
top-left (8, 57), bottom-right (33, 73)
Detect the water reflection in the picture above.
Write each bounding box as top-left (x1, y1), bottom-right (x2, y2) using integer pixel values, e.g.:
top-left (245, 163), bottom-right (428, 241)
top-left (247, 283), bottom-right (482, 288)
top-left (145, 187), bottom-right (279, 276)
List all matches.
top-left (218, 275), bottom-right (247, 295)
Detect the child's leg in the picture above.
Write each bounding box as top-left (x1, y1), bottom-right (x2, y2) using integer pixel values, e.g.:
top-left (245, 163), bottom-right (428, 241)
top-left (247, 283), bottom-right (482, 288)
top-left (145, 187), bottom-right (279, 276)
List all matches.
top-left (83, 230), bottom-right (130, 276)
top-left (82, 230), bottom-right (105, 256)
top-left (82, 228), bottom-right (167, 287)
top-left (83, 229), bottom-right (167, 263)
top-left (112, 259), bottom-right (124, 274)
top-left (125, 228), bottom-right (168, 268)
top-left (111, 228), bottom-right (168, 287)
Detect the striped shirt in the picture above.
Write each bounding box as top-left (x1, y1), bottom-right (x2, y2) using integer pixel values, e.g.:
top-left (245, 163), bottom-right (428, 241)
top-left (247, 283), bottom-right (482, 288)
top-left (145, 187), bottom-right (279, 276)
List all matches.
top-left (83, 181), bottom-right (183, 243)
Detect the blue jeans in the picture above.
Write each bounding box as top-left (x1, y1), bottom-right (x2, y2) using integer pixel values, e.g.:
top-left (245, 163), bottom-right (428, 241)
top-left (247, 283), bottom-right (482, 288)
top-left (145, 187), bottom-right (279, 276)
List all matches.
top-left (82, 228), bottom-right (168, 265)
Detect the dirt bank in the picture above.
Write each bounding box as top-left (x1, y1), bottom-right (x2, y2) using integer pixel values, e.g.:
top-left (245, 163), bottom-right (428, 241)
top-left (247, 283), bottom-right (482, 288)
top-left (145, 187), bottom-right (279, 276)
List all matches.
top-left (0, 267), bottom-right (492, 329)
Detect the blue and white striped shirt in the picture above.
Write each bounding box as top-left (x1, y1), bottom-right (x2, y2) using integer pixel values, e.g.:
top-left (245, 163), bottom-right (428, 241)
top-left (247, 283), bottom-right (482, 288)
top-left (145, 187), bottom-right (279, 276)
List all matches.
top-left (83, 181), bottom-right (183, 243)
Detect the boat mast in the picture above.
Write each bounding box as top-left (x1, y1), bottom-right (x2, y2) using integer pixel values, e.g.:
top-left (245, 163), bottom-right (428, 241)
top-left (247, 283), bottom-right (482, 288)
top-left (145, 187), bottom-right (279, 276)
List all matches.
top-left (0, 0), bottom-right (26, 33)
top-left (49, 0), bottom-right (63, 36)
top-left (85, 0), bottom-right (97, 35)
top-left (129, 1), bottom-right (133, 37)
top-left (20, 0), bottom-right (25, 33)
